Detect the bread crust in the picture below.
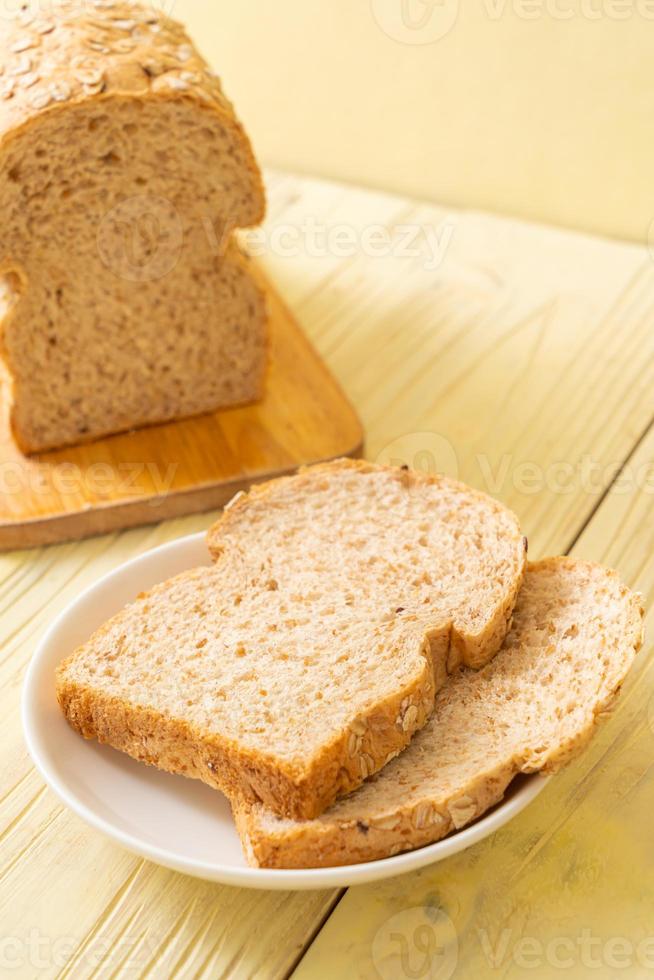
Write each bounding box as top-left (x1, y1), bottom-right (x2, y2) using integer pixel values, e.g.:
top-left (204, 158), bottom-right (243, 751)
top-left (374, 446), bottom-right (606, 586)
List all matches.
top-left (0, 2), bottom-right (265, 226)
top-left (56, 641), bottom-right (438, 821)
top-left (236, 558), bottom-right (645, 866)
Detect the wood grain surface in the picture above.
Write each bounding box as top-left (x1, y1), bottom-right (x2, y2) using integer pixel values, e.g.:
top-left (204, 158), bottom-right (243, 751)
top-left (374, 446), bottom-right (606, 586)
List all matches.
top-left (1, 170), bottom-right (653, 979)
top-left (0, 276), bottom-right (363, 550)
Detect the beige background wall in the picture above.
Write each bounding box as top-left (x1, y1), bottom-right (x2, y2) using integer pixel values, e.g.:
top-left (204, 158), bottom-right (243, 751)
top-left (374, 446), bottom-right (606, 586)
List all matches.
top-left (175, 0), bottom-right (654, 244)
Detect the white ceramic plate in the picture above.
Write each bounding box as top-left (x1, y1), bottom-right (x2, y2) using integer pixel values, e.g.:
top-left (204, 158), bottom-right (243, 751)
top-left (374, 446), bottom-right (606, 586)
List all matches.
top-left (22, 532), bottom-right (547, 890)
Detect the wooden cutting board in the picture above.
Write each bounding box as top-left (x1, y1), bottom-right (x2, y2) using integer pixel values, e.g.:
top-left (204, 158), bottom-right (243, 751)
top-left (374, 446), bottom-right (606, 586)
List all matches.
top-left (0, 273), bottom-right (363, 550)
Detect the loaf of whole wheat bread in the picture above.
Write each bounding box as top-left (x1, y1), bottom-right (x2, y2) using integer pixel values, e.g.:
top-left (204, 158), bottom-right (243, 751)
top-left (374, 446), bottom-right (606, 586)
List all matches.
top-left (56, 459), bottom-right (526, 820)
top-left (0, 0), bottom-right (268, 452)
top-left (235, 557), bottom-right (644, 867)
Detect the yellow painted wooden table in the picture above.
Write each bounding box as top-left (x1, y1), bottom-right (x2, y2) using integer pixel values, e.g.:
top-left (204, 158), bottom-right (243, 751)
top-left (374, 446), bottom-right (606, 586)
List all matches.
top-left (2, 170), bottom-right (654, 979)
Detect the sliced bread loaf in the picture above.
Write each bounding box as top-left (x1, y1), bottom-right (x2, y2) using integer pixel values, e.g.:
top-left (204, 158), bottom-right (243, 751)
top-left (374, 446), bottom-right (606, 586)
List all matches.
top-left (235, 557), bottom-right (644, 866)
top-left (56, 459), bottom-right (526, 820)
top-left (0, 1), bottom-right (267, 452)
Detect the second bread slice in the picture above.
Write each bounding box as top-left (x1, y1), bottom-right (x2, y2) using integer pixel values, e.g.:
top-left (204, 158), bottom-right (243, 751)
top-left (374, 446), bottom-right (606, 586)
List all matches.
top-left (57, 460), bottom-right (526, 819)
top-left (236, 558), bottom-right (644, 866)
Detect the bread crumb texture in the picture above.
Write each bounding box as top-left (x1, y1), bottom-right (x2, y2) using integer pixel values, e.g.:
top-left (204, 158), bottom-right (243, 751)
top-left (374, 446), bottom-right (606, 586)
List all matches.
top-left (57, 459), bottom-right (526, 819)
top-left (237, 556), bottom-right (644, 867)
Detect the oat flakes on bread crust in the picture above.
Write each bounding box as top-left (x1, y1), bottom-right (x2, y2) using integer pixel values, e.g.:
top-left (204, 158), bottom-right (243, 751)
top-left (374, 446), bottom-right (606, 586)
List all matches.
top-left (236, 557), bottom-right (644, 867)
top-left (57, 459), bottom-right (526, 820)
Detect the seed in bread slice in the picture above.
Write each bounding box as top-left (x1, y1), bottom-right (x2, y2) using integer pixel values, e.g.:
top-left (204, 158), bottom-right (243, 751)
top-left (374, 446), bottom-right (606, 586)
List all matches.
top-left (234, 558), bottom-right (644, 866)
top-left (56, 459), bottom-right (526, 820)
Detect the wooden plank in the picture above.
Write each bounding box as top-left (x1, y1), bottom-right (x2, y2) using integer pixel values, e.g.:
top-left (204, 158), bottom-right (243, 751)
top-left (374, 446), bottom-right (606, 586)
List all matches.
top-left (294, 434), bottom-right (654, 980)
top-left (2, 171), bottom-right (654, 978)
top-left (0, 273), bottom-right (363, 549)
top-left (0, 767), bottom-right (341, 979)
top-left (273, 192), bottom-right (654, 557)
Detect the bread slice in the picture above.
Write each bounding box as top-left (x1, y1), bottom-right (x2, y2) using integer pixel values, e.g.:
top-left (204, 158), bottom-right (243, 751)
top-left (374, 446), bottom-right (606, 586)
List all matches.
top-left (56, 459), bottom-right (526, 820)
top-left (0, 1), bottom-right (267, 452)
top-left (235, 558), bottom-right (644, 867)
